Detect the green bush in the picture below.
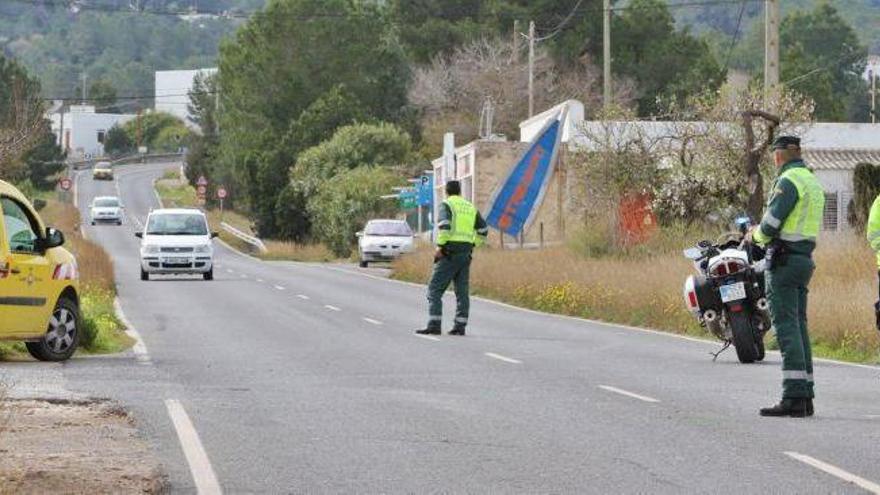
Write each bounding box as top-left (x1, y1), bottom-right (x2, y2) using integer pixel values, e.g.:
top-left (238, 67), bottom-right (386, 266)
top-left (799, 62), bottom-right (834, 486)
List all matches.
top-left (307, 166), bottom-right (404, 257)
top-left (78, 289), bottom-right (125, 352)
top-left (103, 124), bottom-right (133, 157)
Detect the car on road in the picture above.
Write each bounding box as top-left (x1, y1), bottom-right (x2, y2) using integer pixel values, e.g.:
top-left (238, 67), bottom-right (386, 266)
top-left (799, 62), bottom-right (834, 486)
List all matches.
top-left (136, 208), bottom-right (217, 281)
top-left (0, 180), bottom-right (81, 361)
top-left (89, 196), bottom-right (124, 226)
top-left (92, 161), bottom-right (114, 180)
top-left (356, 219), bottom-right (415, 267)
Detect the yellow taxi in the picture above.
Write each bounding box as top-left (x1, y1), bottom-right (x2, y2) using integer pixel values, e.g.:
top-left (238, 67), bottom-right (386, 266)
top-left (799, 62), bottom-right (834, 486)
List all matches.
top-left (92, 161), bottom-right (114, 180)
top-left (0, 180), bottom-right (80, 361)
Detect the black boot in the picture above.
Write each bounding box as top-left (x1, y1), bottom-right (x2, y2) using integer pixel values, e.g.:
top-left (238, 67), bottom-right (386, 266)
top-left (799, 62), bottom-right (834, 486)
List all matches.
top-left (448, 326), bottom-right (466, 336)
top-left (806, 398), bottom-right (814, 417)
top-left (760, 398), bottom-right (809, 417)
top-left (415, 327), bottom-right (441, 335)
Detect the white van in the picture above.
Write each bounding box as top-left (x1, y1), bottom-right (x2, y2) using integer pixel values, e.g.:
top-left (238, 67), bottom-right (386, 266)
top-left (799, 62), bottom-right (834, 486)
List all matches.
top-left (136, 208), bottom-right (217, 281)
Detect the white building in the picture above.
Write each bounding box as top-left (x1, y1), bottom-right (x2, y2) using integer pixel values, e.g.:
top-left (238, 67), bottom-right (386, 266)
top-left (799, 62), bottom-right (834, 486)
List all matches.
top-left (49, 105), bottom-right (136, 160)
top-left (154, 68), bottom-right (217, 126)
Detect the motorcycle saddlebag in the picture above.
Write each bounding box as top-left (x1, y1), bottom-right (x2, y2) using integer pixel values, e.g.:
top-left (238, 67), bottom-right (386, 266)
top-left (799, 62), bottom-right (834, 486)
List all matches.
top-left (691, 274), bottom-right (721, 313)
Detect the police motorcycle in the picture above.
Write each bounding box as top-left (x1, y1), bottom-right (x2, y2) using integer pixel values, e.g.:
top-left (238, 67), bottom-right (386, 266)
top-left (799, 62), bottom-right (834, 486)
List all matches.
top-left (682, 217), bottom-right (772, 363)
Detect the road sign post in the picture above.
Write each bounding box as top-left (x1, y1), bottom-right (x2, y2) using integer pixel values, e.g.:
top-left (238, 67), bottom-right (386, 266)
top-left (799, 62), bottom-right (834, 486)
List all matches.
top-left (58, 177), bottom-right (73, 204)
top-left (217, 187), bottom-right (227, 221)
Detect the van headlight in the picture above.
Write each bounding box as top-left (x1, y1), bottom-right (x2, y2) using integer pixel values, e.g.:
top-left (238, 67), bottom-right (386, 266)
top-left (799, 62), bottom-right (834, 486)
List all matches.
top-left (194, 244), bottom-right (211, 253)
top-left (142, 245), bottom-right (160, 254)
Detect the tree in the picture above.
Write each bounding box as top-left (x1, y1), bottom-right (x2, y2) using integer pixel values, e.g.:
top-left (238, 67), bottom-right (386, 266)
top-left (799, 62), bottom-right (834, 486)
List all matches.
top-left (780, 3), bottom-right (868, 122)
top-left (103, 125), bottom-right (133, 157)
top-left (23, 122), bottom-right (65, 188)
top-left (389, 0), bottom-right (485, 64)
top-left (308, 166), bottom-right (404, 257)
top-left (74, 79), bottom-right (119, 113)
top-left (216, 0), bottom-right (410, 236)
top-left (120, 112), bottom-right (184, 151)
top-left (0, 55), bottom-right (44, 180)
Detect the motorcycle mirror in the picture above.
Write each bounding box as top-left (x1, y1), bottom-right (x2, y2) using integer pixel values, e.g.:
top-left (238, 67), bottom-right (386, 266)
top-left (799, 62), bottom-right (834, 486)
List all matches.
top-left (683, 247), bottom-right (703, 260)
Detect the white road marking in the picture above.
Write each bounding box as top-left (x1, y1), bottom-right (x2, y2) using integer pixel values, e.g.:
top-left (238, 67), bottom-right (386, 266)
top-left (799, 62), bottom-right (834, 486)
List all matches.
top-left (363, 317), bottom-right (383, 326)
top-left (485, 352), bottom-right (522, 364)
top-left (256, 278), bottom-right (264, 283)
top-left (239, 274), bottom-right (247, 279)
top-left (324, 305), bottom-right (341, 312)
top-left (785, 452), bottom-right (880, 494)
top-left (164, 399), bottom-right (223, 495)
top-left (415, 334), bottom-right (441, 342)
top-left (113, 298), bottom-right (151, 365)
top-left (152, 178), bottom-right (164, 208)
top-left (598, 385), bottom-right (660, 403)
top-left (274, 285), bottom-right (286, 291)
top-left (297, 294), bottom-right (310, 300)
top-left (226, 269), bottom-right (234, 274)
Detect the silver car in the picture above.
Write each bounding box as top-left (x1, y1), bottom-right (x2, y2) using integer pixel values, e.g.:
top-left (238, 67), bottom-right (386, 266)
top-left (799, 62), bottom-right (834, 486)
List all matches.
top-left (90, 196), bottom-right (124, 225)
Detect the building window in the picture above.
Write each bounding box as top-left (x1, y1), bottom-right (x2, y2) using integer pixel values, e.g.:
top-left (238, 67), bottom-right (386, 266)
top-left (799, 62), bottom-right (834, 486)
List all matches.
top-left (823, 192), bottom-right (839, 231)
top-left (97, 130), bottom-right (106, 144)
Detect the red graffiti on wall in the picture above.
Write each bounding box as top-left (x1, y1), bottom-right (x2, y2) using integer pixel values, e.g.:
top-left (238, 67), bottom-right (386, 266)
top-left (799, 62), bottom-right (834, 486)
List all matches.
top-left (499, 145), bottom-right (545, 231)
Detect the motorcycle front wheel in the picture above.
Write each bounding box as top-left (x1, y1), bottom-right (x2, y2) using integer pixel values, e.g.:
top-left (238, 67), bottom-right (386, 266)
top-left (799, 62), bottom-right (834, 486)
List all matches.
top-left (729, 311), bottom-right (759, 363)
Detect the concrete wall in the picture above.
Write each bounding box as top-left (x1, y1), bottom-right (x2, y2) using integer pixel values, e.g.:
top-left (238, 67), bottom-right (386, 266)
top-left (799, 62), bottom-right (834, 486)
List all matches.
top-left (50, 108), bottom-right (135, 159)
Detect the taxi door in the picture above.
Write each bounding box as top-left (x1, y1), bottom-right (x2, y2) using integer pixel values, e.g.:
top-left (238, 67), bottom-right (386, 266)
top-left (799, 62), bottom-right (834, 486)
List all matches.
top-left (0, 196), bottom-right (53, 337)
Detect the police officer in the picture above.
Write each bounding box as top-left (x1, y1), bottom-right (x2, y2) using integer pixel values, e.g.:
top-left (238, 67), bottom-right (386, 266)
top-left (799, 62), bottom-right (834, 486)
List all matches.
top-left (866, 193), bottom-right (880, 330)
top-left (416, 180), bottom-right (488, 336)
top-left (752, 136), bottom-right (825, 418)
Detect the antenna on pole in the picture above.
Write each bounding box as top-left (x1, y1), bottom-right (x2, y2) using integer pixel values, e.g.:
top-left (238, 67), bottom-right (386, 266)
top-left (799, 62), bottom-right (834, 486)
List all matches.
top-left (479, 98), bottom-right (494, 139)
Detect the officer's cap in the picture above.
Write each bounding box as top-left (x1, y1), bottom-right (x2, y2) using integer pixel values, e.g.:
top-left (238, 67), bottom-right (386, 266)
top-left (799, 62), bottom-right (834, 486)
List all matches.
top-left (772, 136), bottom-right (801, 150)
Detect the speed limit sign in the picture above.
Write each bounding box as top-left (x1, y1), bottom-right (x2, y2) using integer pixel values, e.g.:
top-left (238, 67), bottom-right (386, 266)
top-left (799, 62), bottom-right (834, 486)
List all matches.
top-left (217, 187), bottom-right (227, 199)
top-left (59, 177), bottom-right (72, 191)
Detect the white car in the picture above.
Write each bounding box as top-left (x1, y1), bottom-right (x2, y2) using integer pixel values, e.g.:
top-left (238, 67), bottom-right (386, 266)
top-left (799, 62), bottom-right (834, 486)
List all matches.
top-left (136, 208), bottom-right (217, 281)
top-left (356, 219), bottom-right (415, 267)
top-left (90, 196), bottom-right (124, 225)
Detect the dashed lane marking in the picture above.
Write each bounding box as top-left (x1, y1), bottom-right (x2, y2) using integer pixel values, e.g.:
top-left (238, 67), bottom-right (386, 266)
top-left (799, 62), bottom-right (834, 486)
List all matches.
top-left (274, 285), bottom-right (286, 291)
top-left (297, 294), bottom-right (310, 300)
top-left (256, 278), bottom-right (264, 283)
top-left (485, 352), bottom-right (522, 364)
top-left (415, 334), bottom-right (440, 342)
top-left (324, 305), bottom-right (341, 312)
top-left (363, 317), bottom-right (383, 326)
top-left (165, 399), bottom-right (223, 495)
top-left (784, 452), bottom-right (880, 494)
top-left (598, 385), bottom-right (660, 403)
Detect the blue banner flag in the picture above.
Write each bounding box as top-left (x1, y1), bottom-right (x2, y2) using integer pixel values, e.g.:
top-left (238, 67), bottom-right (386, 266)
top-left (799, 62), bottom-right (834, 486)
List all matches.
top-left (486, 113), bottom-right (564, 237)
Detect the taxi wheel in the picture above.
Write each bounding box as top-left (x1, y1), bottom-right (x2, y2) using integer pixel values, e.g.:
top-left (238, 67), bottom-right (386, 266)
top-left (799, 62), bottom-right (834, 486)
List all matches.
top-left (26, 298), bottom-right (80, 362)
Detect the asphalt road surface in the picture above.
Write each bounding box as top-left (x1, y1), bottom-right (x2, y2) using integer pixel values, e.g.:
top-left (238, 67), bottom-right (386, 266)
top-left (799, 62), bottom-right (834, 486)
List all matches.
top-left (50, 162), bottom-right (880, 493)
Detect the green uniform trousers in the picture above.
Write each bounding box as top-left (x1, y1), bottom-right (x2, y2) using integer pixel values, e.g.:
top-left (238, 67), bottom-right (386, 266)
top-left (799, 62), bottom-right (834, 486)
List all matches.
top-left (766, 254), bottom-right (815, 399)
top-left (426, 249), bottom-right (472, 330)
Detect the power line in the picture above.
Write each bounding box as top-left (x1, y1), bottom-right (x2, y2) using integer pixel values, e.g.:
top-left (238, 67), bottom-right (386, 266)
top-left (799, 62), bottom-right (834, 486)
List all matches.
top-left (42, 89), bottom-right (216, 102)
top-left (719, 0), bottom-right (748, 77)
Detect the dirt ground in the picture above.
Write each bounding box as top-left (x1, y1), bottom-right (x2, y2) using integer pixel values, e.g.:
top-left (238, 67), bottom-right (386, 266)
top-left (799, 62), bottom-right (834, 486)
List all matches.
top-left (0, 398), bottom-right (168, 494)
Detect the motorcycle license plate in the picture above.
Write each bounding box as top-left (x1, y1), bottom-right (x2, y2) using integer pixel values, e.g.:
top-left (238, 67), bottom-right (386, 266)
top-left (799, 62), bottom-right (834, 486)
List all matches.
top-left (719, 282), bottom-right (746, 303)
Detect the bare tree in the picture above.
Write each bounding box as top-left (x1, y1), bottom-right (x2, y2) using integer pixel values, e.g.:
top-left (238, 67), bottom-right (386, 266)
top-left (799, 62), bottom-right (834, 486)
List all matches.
top-left (741, 110), bottom-right (780, 219)
top-left (0, 75), bottom-right (44, 178)
top-left (409, 37), bottom-right (634, 152)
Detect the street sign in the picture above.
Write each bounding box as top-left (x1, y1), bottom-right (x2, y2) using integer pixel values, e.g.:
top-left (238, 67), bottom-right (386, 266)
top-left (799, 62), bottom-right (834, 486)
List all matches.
top-left (398, 188), bottom-right (417, 210)
top-left (417, 173), bottom-right (433, 207)
top-left (217, 187), bottom-right (227, 199)
top-left (196, 175), bottom-right (208, 187)
top-left (197, 185), bottom-right (207, 196)
top-left (59, 177), bottom-right (72, 191)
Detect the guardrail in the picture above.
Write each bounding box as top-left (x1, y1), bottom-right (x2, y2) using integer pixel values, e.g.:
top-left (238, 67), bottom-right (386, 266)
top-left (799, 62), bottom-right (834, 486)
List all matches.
top-left (111, 152), bottom-right (185, 166)
top-left (220, 222), bottom-right (267, 253)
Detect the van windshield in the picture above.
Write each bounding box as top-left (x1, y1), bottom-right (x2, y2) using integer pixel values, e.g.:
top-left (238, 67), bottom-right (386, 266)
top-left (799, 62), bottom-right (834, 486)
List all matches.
top-left (146, 213), bottom-right (208, 236)
top-left (94, 198), bottom-right (119, 207)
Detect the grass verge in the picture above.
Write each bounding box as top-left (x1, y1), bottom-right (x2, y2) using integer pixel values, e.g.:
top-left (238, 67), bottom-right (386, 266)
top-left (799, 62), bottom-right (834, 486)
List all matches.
top-left (0, 200), bottom-right (133, 360)
top-left (155, 178), bottom-right (335, 262)
top-left (392, 230), bottom-right (880, 364)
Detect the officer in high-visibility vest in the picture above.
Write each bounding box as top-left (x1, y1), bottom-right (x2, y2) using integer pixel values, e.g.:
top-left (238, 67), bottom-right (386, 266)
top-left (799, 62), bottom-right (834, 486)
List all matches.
top-left (752, 136), bottom-right (825, 418)
top-left (866, 194), bottom-right (880, 330)
top-left (416, 180), bottom-right (488, 336)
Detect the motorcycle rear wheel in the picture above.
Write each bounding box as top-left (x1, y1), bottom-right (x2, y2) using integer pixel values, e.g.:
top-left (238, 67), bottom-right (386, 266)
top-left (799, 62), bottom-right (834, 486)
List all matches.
top-left (729, 311), bottom-right (759, 363)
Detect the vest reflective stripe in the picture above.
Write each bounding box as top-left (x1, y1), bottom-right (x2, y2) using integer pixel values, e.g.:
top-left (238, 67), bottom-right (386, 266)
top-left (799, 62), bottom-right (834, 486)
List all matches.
top-left (444, 196), bottom-right (478, 244)
top-left (778, 168), bottom-right (824, 243)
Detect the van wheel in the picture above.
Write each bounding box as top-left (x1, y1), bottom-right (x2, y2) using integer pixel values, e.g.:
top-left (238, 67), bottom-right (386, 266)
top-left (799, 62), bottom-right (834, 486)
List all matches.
top-left (26, 298), bottom-right (80, 362)
top-left (203, 268), bottom-right (213, 281)
top-left (141, 268), bottom-right (149, 281)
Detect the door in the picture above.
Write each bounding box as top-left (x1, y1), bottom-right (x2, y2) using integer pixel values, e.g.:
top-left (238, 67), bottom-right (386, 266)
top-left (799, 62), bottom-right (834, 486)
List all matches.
top-left (0, 197), bottom-right (53, 336)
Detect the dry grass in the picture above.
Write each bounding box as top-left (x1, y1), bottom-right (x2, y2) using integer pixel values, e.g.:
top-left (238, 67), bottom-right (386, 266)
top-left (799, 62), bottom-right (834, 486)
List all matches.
top-left (40, 201), bottom-right (114, 292)
top-left (260, 240), bottom-right (335, 262)
top-left (393, 231), bottom-right (880, 363)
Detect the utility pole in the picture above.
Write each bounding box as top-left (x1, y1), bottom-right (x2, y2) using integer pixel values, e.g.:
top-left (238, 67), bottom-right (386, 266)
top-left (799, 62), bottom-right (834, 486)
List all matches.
top-left (764, 0), bottom-right (780, 105)
top-left (528, 20), bottom-right (535, 118)
top-left (81, 73), bottom-right (88, 104)
top-left (214, 80), bottom-right (220, 136)
top-left (603, 0), bottom-right (612, 110)
top-left (871, 70), bottom-right (877, 124)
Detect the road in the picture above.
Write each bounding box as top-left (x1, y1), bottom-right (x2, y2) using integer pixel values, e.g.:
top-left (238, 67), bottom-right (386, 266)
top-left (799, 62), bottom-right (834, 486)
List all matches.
top-left (45, 162), bottom-right (880, 492)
